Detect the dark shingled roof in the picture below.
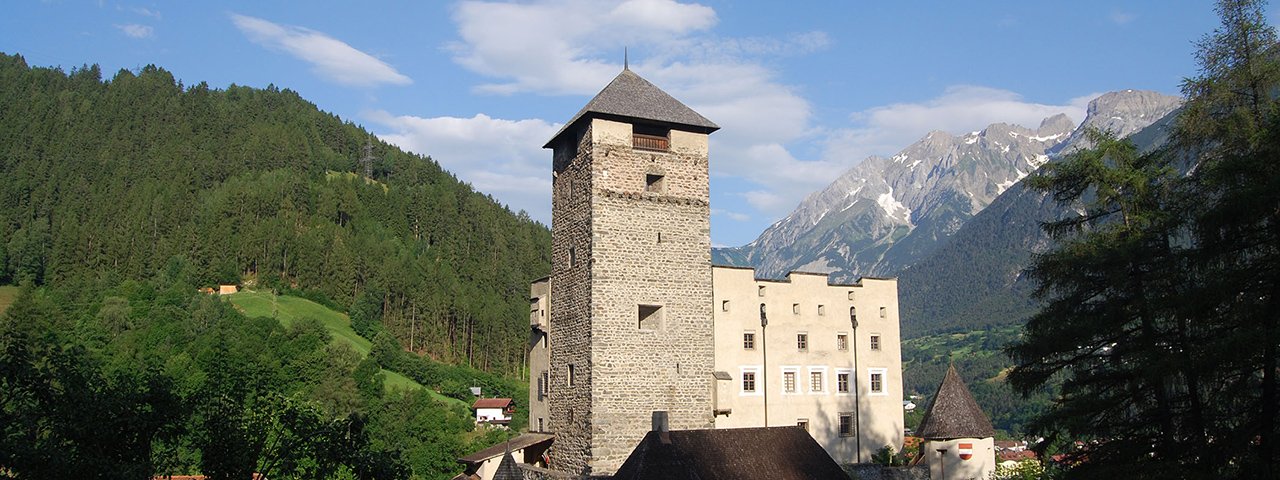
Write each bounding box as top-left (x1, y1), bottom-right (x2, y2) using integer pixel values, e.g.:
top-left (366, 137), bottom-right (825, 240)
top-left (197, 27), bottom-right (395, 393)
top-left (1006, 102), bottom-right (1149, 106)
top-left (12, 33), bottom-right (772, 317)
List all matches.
top-left (916, 364), bottom-right (996, 439)
top-left (543, 68), bottom-right (719, 148)
top-left (611, 426), bottom-right (847, 480)
top-left (491, 451), bottom-right (523, 480)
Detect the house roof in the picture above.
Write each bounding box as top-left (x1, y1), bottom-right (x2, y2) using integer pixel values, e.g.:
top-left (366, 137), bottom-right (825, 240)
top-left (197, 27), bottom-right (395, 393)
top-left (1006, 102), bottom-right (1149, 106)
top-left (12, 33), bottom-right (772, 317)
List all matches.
top-left (611, 426), bottom-right (848, 480)
top-left (472, 398), bottom-right (514, 409)
top-left (543, 67), bottom-right (719, 148)
top-left (916, 364), bottom-right (996, 439)
top-left (458, 433), bottom-right (555, 464)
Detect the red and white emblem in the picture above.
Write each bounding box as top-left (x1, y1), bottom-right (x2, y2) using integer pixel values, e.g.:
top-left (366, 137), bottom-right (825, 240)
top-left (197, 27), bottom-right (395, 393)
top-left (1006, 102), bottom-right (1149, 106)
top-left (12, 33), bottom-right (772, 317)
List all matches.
top-left (958, 443), bottom-right (974, 460)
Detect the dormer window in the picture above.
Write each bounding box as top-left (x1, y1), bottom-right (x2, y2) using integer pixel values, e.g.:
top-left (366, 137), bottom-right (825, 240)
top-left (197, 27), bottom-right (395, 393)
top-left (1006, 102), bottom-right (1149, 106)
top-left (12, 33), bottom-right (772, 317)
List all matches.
top-left (633, 123), bottom-right (670, 151)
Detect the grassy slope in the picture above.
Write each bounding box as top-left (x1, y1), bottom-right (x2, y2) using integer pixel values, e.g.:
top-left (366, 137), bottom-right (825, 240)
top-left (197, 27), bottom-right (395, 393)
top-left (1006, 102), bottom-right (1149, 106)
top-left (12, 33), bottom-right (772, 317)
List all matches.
top-left (227, 290), bottom-right (465, 406)
top-left (0, 285), bottom-right (18, 316)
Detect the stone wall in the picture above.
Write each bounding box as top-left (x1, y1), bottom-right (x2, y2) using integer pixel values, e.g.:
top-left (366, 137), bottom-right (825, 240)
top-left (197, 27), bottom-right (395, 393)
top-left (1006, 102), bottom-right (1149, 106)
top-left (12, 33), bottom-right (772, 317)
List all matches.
top-left (845, 464), bottom-right (930, 480)
top-left (547, 118), bottom-right (715, 476)
top-left (548, 121), bottom-right (596, 474)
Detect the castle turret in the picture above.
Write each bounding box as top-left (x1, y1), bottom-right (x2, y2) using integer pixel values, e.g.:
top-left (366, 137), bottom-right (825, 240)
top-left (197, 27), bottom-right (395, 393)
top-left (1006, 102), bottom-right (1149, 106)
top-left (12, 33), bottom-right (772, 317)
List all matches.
top-left (543, 67), bottom-right (719, 475)
top-left (917, 364), bottom-right (996, 480)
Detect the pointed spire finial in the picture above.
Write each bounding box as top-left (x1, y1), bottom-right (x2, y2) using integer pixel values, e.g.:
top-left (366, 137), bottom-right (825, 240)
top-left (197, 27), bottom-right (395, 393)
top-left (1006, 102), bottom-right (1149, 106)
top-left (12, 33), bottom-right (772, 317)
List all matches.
top-left (624, 46), bottom-right (629, 70)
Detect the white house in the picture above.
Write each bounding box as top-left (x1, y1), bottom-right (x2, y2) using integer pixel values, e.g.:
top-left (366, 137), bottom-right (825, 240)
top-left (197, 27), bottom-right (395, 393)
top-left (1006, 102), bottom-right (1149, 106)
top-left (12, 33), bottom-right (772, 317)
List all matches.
top-left (473, 398), bottom-right (514, 426)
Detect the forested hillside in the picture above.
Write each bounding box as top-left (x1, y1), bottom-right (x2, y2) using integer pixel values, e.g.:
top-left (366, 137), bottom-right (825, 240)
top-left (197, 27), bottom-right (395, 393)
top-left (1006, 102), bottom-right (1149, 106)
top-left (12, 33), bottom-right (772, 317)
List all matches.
top-left (0, 53), bottom-right (550, 374)
top-left (0, 53), bottom-right (550, 478)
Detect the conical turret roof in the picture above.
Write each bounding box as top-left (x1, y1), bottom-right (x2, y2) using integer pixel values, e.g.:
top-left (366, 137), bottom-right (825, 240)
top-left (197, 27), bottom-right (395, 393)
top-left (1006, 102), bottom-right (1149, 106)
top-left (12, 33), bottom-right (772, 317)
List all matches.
top-left (544, 68), bottom-right (718, 148)
top-left (916, 364), bottom-right (996, 439)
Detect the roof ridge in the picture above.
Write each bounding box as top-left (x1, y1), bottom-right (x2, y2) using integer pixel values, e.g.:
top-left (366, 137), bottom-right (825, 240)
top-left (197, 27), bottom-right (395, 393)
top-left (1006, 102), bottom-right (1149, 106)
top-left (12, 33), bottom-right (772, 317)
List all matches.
top-left (543, 68), bottom-right (718, 149)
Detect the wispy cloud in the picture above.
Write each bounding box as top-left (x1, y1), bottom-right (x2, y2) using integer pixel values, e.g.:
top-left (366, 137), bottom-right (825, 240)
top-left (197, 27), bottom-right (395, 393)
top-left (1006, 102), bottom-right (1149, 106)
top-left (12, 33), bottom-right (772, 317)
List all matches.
top-left (368, 111), bottom-right (558, 221)
top-left (115, 23), bottom-right (153, 39)
top-left (1109, 11), bottom-right (1136, 25)
top-left (130, 6), bottom-right (161, 19)
top-left (822, 85), bottom-right (1090, 169)
top-left (230, 13), bottom-right (411, 87)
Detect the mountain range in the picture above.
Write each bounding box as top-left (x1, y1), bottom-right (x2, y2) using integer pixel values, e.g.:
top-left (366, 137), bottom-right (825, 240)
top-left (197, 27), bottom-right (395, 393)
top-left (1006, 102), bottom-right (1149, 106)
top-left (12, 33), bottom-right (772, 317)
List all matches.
top-left (714, 89), bottom-right (1183, 336)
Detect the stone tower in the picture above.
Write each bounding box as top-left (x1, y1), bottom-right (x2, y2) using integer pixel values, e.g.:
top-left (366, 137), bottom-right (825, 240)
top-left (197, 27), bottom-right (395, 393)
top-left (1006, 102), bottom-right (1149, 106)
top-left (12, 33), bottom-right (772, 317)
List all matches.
top-left (543, 67), bottom-right (719, 475)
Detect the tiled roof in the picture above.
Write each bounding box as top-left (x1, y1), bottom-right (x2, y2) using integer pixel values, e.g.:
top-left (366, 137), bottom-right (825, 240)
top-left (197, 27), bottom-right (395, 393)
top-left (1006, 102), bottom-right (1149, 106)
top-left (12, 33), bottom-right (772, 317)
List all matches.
top-left (543, 68), bottom-right (718, 148)
top-left (612, 426), bottom-right (847, 480)
top-left (491, 451), bottom-right (523, 480)
top-left (916, 364), bottom-right (996, 439)
top-left (473, 397), bottom-right (514, 409)
top-left (458, 433), bottom-right (554, 464)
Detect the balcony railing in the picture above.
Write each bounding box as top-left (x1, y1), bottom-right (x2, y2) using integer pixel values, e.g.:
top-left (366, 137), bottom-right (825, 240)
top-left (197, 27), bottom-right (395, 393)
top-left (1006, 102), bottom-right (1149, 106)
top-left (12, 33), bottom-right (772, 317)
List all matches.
top-left (633, 133), bottom-right (669, 151)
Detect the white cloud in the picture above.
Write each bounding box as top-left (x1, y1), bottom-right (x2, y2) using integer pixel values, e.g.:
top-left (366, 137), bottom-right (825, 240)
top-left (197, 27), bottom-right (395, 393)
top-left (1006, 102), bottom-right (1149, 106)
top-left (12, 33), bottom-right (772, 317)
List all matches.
top-left (449, 0), bottom-right (718, 95)
top-left (367, 111), bottom-right (558, 221)
top-left (712, 209), bottom-right (751, 222)
top-left (822, 86), bottom-right (1089, 170)
top-left (230, 13), bottom-right (411, 87)
top-left (115, 23), bottom-right (153, 39)
top-left (130, 7), bottom-right (161, 19)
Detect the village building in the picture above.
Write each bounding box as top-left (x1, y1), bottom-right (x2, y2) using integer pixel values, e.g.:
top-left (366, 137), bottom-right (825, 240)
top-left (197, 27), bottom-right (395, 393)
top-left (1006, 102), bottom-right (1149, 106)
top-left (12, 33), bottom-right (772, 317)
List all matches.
top-left (516, 66), bottom-right (905, 476)
top-left (472, 397), bottom-right (516, 426)
top-left (916, 364), bottom-right (997, 480)
top-left (454, 433), bottom-right (553, 480)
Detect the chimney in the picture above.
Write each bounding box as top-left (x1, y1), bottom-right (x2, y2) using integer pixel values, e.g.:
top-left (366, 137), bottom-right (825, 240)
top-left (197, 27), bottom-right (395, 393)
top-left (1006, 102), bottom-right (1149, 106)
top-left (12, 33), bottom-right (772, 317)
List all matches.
top-left (652, 411), bottom-right (669, 432)
top-left (652, 411), bottom-right (671, 444)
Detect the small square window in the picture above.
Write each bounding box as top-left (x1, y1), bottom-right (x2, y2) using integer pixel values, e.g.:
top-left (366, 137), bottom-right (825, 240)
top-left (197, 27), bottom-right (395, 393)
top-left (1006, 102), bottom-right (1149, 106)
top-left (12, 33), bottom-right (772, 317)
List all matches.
top-left (792, 303), bottom-right (800, 314)
top-left (818, 304), bottom-right (825, 316)
top-left (758, 286), bottom-right (766, 297)
top-left (743, 332), bottom-right (756, 350)
top-left (870, 334), bottom-right (881, 351)
top-left (797, 419), bottom-right (809, 431)
top-left (880, 306), bottom-right (887, 318)
top-left (837, 334), bottom-right (849, 351)
top-left (722, 300), bottom-right (730, 312)
top-left (797, 333), bottom-right (808, 351)
top-left (645, 174), bottom-right (665, 193)
top-left (638, 304), bottom-right (663, 330)
top-left (848, 291), bottom-right (855, 300)
top-left (839, 413), bottom-right (854, 437)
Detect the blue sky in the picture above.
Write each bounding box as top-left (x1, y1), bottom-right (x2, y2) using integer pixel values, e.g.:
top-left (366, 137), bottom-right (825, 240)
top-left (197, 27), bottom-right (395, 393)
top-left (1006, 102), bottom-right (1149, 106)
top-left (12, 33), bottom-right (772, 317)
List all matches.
top-left (1, 1), bottom-right (1239, 246)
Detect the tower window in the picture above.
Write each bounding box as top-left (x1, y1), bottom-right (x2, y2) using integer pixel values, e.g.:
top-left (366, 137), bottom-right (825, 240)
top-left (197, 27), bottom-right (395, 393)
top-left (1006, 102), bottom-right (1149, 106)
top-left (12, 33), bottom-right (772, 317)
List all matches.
top-left (743, 332), bottom-right (755, 350)
top-left (870, 334), bottom-right (881, 351)
top-left (569, 246), bottom-right (577, 267)
top-left (633, 124), bottom-right (670, 151)
top-left (848, 290), bottom-right (855, 300)
top-left (818, 304), bottom-right (826, 316)
top-left (797, 333), bottom-right (808, 351)
top-left (837, 333), bottom-right (849, 351)
top-left (880, 306), bottom-right (887, 318)
top-left (758, 286), bottom-right (766, 297)
top-left (568, 364), bottom-right (576, 387)
top-left (638, 304), bottom-right (663, 330)
top-left (722, 300), bottom-right (730, 312)
top-left (645, 174), bottom-right (665, 193)
top-left (792, 303), bottom-right (800, 315)
top-left (869, 368), bottom-right (887, 395)
top-left (837, 370), bottom-right (851, 393)
top-left (797, 419), bottom-right (809, 431)
top-left (839, 413), bottom-right (854, 437)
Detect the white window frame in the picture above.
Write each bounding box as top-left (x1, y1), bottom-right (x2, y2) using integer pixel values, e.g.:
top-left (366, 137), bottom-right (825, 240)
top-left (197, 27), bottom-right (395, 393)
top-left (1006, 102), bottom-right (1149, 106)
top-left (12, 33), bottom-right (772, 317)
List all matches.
top-left (781, 366), bottom-right (800, 395)
top-left (835, 368), bottom-right (852, 395)
top-left (740, 366), bottom-right (762, 396)
top-left (808, 366), bottom-right (828, 395)
top-left (868, 367), bottom-right (888, 396)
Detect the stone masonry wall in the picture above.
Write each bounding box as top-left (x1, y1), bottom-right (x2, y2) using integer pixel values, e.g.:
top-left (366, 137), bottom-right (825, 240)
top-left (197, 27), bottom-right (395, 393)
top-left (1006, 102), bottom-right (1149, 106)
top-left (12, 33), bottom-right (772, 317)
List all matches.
top-left (548, 122), bottom-right (595, 474)
top-left (584, 119), bottom-right (714, 474)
